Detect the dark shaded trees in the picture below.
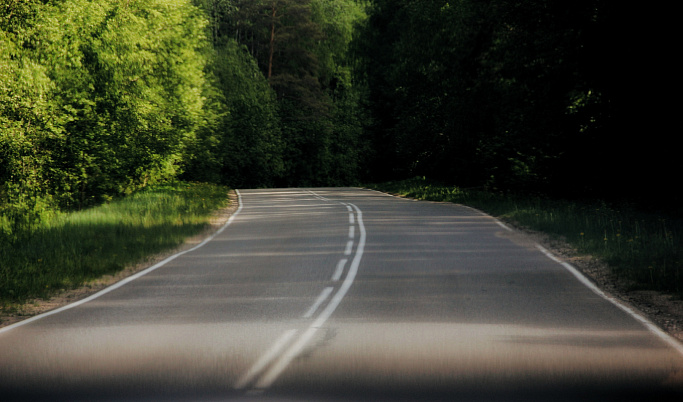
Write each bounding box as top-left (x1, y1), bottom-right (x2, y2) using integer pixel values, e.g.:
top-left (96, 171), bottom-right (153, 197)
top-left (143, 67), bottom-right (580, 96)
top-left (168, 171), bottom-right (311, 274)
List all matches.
top-left (198, 0), bottom-right (369, 187)
top-left (182, 2), bottom-right (286, 189)
top-left (355, 0), bottom-right (679, 208)
top-left (210, 38), bottom-right (285, 188)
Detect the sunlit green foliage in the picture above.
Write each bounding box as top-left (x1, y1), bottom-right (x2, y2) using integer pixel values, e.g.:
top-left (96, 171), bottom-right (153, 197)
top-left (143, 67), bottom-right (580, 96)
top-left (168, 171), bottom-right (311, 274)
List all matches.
top-left (1, 0), bottom-right (218, 233)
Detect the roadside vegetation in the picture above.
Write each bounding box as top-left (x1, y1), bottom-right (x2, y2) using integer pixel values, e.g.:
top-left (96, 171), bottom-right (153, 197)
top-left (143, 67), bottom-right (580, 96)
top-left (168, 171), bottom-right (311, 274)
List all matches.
top-left (369, 177), bottom-right (683, 297)
top-left (0, 182), bottom-right (229, 308)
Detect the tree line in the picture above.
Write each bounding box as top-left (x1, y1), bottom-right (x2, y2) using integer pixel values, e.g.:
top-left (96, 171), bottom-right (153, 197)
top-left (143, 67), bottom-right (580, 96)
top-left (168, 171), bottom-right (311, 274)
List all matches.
top-left (1, 0), bottom-right (368, 237)
top-left (2, 0), bottom-right (679, 236)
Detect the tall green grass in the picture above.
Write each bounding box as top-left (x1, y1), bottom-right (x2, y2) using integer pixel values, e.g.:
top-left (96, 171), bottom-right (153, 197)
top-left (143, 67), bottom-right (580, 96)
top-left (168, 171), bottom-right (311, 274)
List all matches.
top-left (0, 182), bottom-right (229, 307)
top-left (369, 177), bottom-right (682, 295)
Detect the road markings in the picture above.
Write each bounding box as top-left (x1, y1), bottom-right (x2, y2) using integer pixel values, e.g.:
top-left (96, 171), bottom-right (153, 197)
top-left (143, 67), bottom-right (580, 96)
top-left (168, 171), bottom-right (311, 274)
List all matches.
top-left (234, 329), bottom-right (299, 390)
top-left (344, 240), bottom-right (354, 255)
top-left (302, 287), bottom-right (334, 318)
top-left (236, 191), bottom-right (366, 393)
top-left (252, 204), bottom-right (365, 391)
top-left (537, 245), bottom-right (683, 357)
top-left (332, 258), bottom-right (347, 282)
top-left (496, 221), bottom-right (512, 231)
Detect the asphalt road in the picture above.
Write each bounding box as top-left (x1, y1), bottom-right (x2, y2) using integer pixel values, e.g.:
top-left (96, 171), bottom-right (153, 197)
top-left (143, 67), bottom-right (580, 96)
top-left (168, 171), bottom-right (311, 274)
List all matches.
top-left (1, 188), bottom-right (683, 401)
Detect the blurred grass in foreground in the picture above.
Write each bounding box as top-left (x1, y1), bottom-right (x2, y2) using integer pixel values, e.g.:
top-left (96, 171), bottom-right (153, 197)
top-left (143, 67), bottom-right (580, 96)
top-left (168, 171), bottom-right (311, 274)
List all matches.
top-left (0, 182), bottom-right (229, 308)
top-left (368, 177), bottom-right (682, 296)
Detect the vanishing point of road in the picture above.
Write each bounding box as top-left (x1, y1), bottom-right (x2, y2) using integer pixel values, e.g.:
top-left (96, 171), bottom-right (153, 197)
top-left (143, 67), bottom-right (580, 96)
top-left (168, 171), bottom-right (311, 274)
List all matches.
top-left (2, 188), bottom-right (683, 401)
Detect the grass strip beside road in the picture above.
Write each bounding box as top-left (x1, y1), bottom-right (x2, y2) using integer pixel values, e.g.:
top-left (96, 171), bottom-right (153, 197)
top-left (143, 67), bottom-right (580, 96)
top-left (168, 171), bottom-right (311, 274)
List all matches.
top-left (0, 182), bottom-right (230, 309)
top-left (368, 177), bottom-right (682, 297)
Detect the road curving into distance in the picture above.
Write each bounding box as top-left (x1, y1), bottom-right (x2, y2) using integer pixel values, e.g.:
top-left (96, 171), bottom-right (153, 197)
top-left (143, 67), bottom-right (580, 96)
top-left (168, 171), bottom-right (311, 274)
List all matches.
top-left (1, 188), bottom-right (682, 401)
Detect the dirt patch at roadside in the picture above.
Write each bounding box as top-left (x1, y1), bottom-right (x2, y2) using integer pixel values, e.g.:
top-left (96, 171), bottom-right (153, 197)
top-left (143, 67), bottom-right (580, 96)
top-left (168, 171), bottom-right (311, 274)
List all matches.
top-left (0, 190), bottom-right (240, 329)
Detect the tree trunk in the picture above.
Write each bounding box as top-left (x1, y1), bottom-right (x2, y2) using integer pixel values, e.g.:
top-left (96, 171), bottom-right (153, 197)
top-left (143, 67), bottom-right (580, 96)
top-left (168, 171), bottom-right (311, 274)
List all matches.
top-left (268, 4), bottom-right (276, 81)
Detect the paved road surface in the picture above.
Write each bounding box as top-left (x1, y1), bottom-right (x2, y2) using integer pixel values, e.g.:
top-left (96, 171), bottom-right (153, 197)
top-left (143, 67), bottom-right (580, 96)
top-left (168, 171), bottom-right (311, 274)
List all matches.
top-left (2, 188), bottom-right (683, 401)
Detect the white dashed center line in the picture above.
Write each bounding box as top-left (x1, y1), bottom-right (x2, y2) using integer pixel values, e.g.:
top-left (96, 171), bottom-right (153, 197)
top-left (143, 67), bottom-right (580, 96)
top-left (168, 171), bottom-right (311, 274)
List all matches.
top-left (235, 191), bottom-right (366, 393)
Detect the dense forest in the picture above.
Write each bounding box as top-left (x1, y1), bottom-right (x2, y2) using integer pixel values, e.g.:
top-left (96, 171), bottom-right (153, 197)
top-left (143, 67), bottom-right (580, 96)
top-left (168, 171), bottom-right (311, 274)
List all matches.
top-left (356, 1), bottom-right (679, 208)
top-left (2, 0), bottom-right (680, 235)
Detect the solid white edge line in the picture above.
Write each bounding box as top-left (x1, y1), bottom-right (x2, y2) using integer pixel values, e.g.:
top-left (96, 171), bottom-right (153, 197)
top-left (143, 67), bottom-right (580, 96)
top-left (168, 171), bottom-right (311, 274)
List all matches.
top-left (253, 203), bottom-right (366, 390)
top-left (302, 287), bottom-right (334, 318)
top-left (0, 189), bottom-right (245, 335)
top-left (496, 221), bottom-right (513, 231)
top-left (536, 244), bottom-right (683, 357)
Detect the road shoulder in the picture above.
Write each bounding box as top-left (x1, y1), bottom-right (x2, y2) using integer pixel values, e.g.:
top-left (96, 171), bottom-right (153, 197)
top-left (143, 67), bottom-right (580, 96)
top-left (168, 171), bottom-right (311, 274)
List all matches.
top-left (380, 190), bottom-right (683, 345)
top-left (522, 225), bottom-right (683, 343)
top-left (0, 190), bottom-right (240, 329)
